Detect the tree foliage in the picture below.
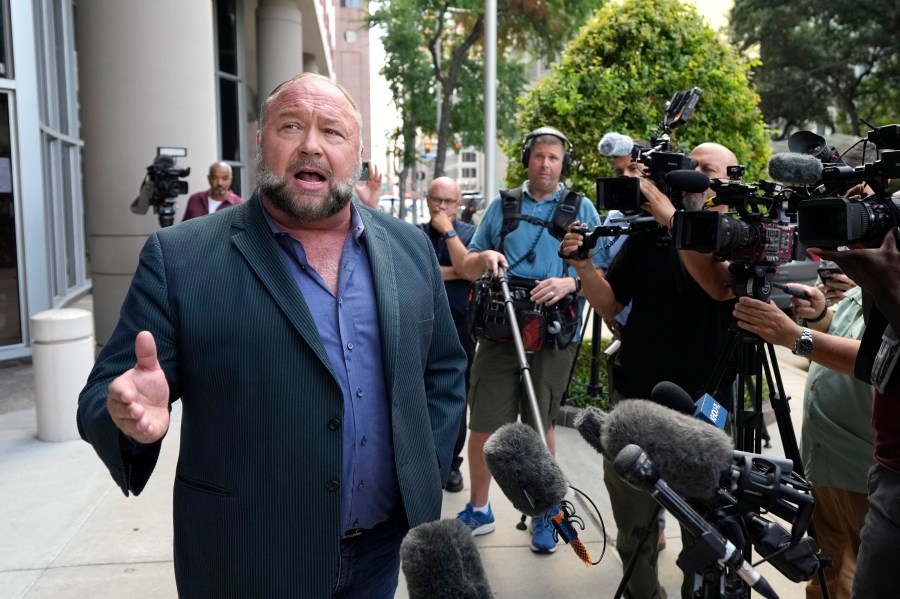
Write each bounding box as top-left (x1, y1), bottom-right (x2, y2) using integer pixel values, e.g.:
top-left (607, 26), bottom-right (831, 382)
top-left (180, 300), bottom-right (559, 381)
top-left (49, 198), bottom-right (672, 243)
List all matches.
top-left (730, 0), bottom-right (900, 137)
top-left (370, 0), bottom-right (600, 179)
top-left (512, 0), bottom-right (770, 194)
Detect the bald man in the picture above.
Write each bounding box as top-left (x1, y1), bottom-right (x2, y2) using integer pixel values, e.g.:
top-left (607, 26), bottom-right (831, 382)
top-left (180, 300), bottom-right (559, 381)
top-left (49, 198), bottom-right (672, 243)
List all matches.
top-left (418, 176), bottom-right (478, 493)
top-left (182, 161), bottom-right (244, 221)
top-left (561, 142), bottom-right (740, 599)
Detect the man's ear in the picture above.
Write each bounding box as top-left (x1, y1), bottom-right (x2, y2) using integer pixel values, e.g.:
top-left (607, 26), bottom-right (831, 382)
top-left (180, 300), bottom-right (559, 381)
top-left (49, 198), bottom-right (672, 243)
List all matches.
top-left (256, 130), bottom-right (261, 147)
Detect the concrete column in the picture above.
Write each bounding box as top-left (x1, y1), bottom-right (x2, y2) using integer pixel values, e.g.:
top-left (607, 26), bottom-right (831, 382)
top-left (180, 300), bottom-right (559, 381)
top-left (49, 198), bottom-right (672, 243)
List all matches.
top-left (30, 309), bottom-right (94, 442)
top-left (75, 1), bottom-right (218, 345)
top-left (257, 4), bottom-right (304, 100)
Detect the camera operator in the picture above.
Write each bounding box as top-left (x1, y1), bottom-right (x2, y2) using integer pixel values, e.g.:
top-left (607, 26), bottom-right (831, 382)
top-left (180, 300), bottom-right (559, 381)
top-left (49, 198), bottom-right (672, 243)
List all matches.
top-left (561, 142), bottom-right (738, 599)
top-left (733, 275), bottom-right (873, 599)
top-left (804, 228), bottom-right (900, 599)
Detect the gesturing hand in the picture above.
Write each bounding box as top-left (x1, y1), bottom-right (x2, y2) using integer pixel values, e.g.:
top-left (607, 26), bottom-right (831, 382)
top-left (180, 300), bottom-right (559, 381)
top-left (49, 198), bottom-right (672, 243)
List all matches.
top-left (107, 331), bottom-right (170, 444)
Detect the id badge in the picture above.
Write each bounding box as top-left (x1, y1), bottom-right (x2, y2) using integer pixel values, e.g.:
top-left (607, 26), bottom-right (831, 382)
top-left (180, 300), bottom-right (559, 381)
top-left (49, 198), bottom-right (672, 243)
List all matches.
top-left (872, 325), bottom-right (900, 393)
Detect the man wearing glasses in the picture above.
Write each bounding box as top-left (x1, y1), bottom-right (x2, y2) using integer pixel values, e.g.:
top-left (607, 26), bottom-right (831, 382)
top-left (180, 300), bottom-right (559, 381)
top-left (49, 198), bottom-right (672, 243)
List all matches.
top-left (418, 177), bottom-right (478, 494)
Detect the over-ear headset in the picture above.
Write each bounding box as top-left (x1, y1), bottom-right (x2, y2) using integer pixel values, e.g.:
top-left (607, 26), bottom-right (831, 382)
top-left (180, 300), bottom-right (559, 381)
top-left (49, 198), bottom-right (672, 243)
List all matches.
top-left (520, 126), bottom-right (573, 175)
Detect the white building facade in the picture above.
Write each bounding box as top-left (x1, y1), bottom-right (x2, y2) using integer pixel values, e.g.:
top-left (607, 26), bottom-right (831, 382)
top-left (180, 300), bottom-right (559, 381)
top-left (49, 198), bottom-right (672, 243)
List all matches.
top-left (1, 0), bottom-right (336, 360)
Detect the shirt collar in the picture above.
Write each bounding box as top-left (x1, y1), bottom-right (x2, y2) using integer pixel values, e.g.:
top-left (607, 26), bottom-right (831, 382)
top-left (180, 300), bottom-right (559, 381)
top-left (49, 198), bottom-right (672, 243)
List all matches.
top-left (522, 181), bottom-right (565, 203)
top-left (261, 195), bottom-right (366, 242)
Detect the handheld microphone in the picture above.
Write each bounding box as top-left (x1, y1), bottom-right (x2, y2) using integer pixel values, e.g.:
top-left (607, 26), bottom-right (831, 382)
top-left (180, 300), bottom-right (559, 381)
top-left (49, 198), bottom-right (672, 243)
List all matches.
top-left (598, 132), bottom-right (634, 157)
top-left (650, 381), bottom-right (728, 430)
top-left (401, 518), bottom-right (493, 599)
top-left (665, 169), bottom-right (710, 193)
top-left (484, 422), bottom-right (593, 565)
top-left (767, 153), bottom-right (824, 186)
top-left (614, 445), bottom-right (779, 599)
top-left (574, 399), bottom-right (733, 499)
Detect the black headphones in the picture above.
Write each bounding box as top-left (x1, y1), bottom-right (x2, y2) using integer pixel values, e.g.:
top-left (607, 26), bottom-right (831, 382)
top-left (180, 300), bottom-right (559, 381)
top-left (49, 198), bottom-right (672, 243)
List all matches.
top-left (520, 126), bottom-right (573, 175)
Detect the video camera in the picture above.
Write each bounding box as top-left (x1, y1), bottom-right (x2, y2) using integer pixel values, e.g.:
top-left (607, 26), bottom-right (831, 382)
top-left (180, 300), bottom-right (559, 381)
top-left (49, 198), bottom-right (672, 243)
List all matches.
top-left (595, 87), bottom-right (702, 216)
top-left (796, 124), bottom-right (900, 248)
top-left (565, 88), bottom-right (704, 261)
top-left (130, 146), bottom-right (191, 228)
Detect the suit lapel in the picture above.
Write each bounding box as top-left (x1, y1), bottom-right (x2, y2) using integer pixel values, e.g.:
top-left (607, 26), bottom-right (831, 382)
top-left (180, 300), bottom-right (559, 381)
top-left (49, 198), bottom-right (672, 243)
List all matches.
top-left (230, 192), bottom-right (338, 382)
top-left (358, 207), bottom-right (399, 393)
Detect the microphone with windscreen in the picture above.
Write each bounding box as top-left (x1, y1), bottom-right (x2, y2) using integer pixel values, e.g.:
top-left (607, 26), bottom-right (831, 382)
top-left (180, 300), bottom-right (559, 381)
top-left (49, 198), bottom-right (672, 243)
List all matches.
top-left (767, 153), bottom-right (824, 186)
top-left (598, 132), bottom-right (635, 157)
top-left (484, 422), bottom-right (594, 565)
top-left (401, 518), bottom-right (493, 599)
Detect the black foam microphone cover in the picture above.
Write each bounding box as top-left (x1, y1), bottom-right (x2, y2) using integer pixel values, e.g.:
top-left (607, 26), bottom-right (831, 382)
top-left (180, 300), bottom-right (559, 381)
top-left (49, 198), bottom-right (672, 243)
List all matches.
top-left (767, 153), bottom-right (824, 186)
top-left (483, 422), bottom-right (569, 516)
top-left (650, 380), bottom-right (695, 415)
top-left (401, 518), bottom-right (493, 599)
top-left (665, 169), bottom-right (710, 193)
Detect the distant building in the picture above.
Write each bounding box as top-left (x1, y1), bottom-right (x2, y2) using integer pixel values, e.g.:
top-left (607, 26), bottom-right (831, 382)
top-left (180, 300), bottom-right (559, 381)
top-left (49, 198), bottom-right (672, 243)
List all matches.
top-left (1, 0), bottom-right (335, 360)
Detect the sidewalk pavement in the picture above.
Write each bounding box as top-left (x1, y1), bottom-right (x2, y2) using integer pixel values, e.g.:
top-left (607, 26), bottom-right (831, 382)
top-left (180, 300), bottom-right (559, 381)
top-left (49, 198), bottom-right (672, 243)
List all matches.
top-left (1, 335), bottom-right (813, 598)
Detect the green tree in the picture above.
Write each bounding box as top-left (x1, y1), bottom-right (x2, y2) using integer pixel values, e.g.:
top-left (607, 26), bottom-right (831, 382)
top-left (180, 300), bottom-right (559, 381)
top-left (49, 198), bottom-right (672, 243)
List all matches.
top-left (370, 0), bottom-right (600, 179)
top-left (513, 0), bottom-right (770, 194)
top-left (730, 0), bottom-right (900, 137)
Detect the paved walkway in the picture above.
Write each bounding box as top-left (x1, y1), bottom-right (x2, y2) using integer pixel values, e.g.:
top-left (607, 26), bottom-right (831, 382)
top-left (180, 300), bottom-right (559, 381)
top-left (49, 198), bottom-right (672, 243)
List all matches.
top-left (0, 307), bottom-right (815, 598)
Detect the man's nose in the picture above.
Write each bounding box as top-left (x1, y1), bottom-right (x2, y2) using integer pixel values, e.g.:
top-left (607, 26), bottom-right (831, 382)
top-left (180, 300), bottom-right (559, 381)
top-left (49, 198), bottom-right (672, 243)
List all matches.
top-left (297, 128), bottom-right (324, 156)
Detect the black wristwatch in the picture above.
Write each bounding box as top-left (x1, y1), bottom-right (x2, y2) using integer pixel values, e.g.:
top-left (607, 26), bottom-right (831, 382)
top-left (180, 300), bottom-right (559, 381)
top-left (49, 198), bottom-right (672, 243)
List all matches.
top-left (792, 327), bottom-right (814, 356)
top-left (572, 277), bottom-right (582, 294)
top-left (442, 229), bottom-right (458, 240)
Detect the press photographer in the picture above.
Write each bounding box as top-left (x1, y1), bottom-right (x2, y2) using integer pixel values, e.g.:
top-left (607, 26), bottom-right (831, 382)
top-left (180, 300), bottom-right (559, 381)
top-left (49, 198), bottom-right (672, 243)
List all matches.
top-left (129, 146), bottom-right (191, 228)
top-left (560, 137), bottom-right (739, 599)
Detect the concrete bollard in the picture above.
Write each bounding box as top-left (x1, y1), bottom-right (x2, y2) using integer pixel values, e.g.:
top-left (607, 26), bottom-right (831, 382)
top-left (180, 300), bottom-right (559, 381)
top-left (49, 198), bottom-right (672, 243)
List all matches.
top-left (30, 309), bottom-right (95, 442)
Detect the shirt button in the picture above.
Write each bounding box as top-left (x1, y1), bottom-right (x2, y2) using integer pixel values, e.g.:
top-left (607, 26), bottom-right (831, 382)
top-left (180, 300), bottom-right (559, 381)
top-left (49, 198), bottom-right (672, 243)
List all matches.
top-left (361, 436), bottom-right (367, 446)
top-left (358, 481), bottom-right (365, 490)
top-left (326, 480), bottom-right (340, 492)
top-left (347, 342), bottom-right (353, 350)
top-left (356, 388), bottom-right (363, 397)
top-left (328, 418), bottom-right (341, 430)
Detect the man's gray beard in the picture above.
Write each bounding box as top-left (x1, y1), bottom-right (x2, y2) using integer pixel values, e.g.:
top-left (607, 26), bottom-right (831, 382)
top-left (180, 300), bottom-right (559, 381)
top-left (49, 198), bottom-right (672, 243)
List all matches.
top-left (256, 153), bottom-right (361, 222)
top-left (682, 191), bottom-right (709, 212)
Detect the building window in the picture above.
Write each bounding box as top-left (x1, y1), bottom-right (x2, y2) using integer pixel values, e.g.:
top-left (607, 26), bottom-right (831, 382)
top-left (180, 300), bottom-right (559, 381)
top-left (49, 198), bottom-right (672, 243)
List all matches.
top-left (461, 151), bottom-right (477, 163)
top-left (462, 167), bottom-right (477, 178)
top-left (215, 0), bottom-right (246, 197)
top-left (34, 0), bottom-right (86, 304)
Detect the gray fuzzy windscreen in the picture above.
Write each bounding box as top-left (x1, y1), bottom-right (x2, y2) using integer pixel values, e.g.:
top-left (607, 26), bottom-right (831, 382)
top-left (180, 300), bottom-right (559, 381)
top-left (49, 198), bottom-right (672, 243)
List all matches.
top-left (483, 422), bottom-right (569, 516)
top-left (601, 399), bottom-right (734, 499)
top-left (401, 519), bottom-right (493, 599)
top-left (573, 406), bottom-right (607, 456)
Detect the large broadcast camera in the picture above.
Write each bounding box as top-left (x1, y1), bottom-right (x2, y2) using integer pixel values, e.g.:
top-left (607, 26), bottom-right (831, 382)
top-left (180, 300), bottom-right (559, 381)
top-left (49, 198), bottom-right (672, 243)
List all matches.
top-left (130, 146), bottom-right (191, 228)
top-left (672, 164), bottom-right (805, 301)
top-left (566, 88), bottom-right (705, 260)
top-left (796, 123), bottom-right (900, 248)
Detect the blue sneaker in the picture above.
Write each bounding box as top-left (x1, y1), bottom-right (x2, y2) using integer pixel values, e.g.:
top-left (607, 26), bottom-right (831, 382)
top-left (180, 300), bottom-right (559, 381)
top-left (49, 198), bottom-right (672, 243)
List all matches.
top-left (530, 512), bottom-right (557, 554)
top-left (456, 502), bottom-right (496, 536)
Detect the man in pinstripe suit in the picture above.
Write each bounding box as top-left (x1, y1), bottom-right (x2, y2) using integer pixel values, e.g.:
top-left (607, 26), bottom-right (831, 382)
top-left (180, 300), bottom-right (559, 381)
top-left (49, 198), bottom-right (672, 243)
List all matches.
top-left (77, 73), bottom-right (467, 598)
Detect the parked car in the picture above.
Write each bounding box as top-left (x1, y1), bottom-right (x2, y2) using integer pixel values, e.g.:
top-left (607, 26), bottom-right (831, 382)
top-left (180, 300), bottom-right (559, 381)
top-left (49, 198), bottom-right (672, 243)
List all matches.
top-left (459, 192), bottom-right (484, 223)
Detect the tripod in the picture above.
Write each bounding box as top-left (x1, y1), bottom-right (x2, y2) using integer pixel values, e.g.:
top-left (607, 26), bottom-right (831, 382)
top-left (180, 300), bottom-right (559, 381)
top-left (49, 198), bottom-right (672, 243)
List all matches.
top-left (701, 263), bottom-right (831, 599)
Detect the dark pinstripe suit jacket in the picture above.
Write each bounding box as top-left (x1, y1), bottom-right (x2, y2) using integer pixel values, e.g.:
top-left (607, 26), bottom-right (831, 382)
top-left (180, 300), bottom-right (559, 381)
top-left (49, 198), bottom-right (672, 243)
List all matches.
top-left (77, 192), bottom-right (467, 597)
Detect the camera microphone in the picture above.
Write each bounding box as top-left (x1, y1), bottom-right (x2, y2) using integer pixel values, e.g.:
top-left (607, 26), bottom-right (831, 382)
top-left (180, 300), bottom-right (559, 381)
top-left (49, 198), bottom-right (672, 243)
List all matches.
top-left (767, 153), bottom-right (824, 186)
top-left (598, 132), bottom-right (634, 157)
top-left (665, 169), bottom-right (710, 193)
top-left (401, 518), bottom-right (493, 599)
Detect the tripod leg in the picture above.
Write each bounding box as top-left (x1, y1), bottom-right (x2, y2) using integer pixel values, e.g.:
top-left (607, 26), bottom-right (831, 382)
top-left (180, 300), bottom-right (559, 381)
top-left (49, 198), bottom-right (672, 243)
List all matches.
top-left (613, 510), bottom-right (660, 599)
